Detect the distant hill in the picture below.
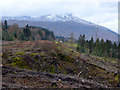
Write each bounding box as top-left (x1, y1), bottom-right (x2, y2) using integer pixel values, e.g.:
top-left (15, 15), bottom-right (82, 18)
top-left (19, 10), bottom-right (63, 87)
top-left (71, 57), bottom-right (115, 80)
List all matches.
top-left (1, 13), bottom-right (119, 42)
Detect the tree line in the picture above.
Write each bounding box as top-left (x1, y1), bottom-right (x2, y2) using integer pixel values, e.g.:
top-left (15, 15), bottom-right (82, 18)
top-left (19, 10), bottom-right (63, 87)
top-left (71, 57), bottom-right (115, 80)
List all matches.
top-left (2, 20), bottom-right (56, 41)
top-left (77, 34), bottom-right (120, 59)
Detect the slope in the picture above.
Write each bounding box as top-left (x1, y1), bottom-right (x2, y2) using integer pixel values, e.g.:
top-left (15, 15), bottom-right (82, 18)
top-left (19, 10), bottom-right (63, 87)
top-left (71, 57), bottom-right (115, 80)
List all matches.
top-left (2, 41), bottom-right (120, 88)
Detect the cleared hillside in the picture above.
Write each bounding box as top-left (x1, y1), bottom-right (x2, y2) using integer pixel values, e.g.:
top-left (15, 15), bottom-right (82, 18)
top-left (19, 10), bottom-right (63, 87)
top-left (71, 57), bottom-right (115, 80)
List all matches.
top-left (2, 41), bottom-right (120, 88)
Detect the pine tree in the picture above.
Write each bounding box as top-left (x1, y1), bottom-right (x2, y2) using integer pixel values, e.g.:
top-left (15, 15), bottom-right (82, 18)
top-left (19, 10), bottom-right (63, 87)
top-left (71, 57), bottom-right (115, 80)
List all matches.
top-left (89, 37), bottom-right (94, 54)
top-left (4, 20), bottom-right (8, 31)
top-left (85, 40), bottom-right (89, 48)
top-left (99, 39), bottom-right (105, 57)
top-left (77, 35), bottom-right (82, 46)
top-left (1, 21), bottom-right (4, 30)
top-left (77, 35), bottom-right (82, 51)
top-left (106, 40), bottom-right (112, 57)
top-left (94, 38), bottom-right (100, 55)
top-left (77, 35), bottom-right (85, 53)
top-left (19, 32), bottom-right (25, 41)
top-left (112, 42), bottom-right (117, 58)
top-left (23, 24), bottom-right (31, 41)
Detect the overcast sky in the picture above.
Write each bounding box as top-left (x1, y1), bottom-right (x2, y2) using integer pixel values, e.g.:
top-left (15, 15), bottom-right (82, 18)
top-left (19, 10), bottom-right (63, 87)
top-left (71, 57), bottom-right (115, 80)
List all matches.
top-left (0, 0), bottom-right (119, 33)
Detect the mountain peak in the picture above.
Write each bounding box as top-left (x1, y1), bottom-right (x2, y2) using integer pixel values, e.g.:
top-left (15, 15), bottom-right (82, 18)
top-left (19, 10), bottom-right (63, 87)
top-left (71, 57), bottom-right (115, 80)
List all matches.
top-left (1, 13), bottom-right (94, 25)
top-left (38, 13), bottom-right (78, 22)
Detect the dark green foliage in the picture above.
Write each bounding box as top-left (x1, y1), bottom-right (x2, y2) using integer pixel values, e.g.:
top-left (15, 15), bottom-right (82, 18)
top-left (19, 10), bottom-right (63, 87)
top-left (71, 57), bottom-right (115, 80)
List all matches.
top-left (19, 32), bottom-right (26, 41)
top-left (4, 20), bottom-right (8, 30)
top-left (23, 24), bottom-right (31, 41)
top-left (106, 40), bottom-right (112, 57)
top-left (2, 20), bottom-right (8, 31)
top-left (94, 38), bottom-right (100, 55)
top-left (89, 37), bottom-right (94, 54)
top-left (1, 22), bottom-right (4, 30)
top-left (2, 31), bottom-right (14, 41)
top-left (77, 35), bottom-right (85, 53)
top-left (14, 32), bottom-right (17, 38)
top-left (99, 39), bottom-right (105, 56)
top-left (77, 34), bottom-right (119, 59)
top-left (112, 42), bottom-right (118, 58)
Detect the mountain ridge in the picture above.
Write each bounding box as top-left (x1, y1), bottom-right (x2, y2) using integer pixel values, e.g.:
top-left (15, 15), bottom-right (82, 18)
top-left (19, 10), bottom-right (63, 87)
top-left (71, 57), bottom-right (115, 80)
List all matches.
top-left (1, 13), bottom-right (99, 26)
top-left (1, 13), bottom-right (119, 42)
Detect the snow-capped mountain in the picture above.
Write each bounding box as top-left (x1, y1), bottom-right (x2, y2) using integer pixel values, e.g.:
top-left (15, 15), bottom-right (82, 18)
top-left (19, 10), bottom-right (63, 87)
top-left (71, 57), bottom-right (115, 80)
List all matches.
top-left (1, 13), bottom-right (119, 42)
top-left (1, 13), bottom-right (94, 25)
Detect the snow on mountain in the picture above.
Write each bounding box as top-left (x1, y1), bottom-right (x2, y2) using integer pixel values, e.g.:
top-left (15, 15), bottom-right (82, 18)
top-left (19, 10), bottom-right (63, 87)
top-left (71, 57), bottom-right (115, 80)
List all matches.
top-left (1, 13), bottom-right (95, 25)
top-left (1, 13), bottom-right (119, 42)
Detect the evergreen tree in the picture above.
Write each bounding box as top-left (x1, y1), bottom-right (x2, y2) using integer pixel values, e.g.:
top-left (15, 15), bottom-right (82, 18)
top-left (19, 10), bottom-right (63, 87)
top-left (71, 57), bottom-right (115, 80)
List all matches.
top-left (112, 42), bottom-right (117, 58)
top-left (14, 32), bottom-right (17, 38)
top-left (77, 35), bottom-right (82, 51)
top-left (19, 32), bottom-right (25, 41)
top-left (84, 40), bottom-right (89, 54)
top-left (89, 37), bottom-right (94, 54)
top-left (77, 35), bottom-right (85, 53)
top-left (99, 39), bottom-right (105, 56)
top-left (1, 21), bottom-right (4, 30)
top-left (94, 38), bottom-right (100, 55)
top-left (51, 32), bottom-right (55, 40)
top-left (4, 20), bottom-right (8, 31)
top-left (77, 35), bottom-right (82, 46)
top-left (23, 24), bottom-right (31, 41)
top-left (106, 40), bottom-right (112, 57)
top-left (85, 40), bottom-right (89, 48)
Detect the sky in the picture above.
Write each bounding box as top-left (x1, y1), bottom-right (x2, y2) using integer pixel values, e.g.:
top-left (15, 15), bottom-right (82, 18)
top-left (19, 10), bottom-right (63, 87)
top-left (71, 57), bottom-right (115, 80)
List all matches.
top-left (0, 0), bottom-right (119, 33)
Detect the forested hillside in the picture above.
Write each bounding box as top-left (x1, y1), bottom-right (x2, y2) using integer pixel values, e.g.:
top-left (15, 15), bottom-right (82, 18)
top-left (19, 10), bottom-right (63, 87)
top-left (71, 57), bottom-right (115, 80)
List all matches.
top-left (2, 20), bottom-right (55, 41)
